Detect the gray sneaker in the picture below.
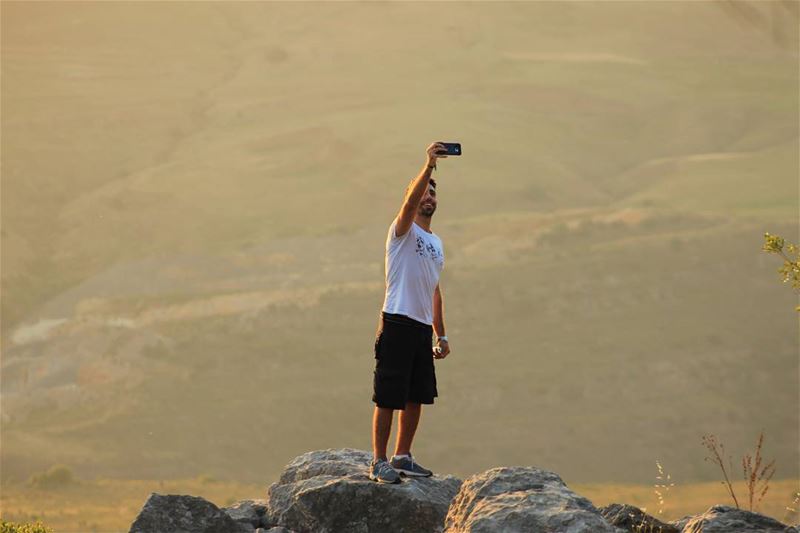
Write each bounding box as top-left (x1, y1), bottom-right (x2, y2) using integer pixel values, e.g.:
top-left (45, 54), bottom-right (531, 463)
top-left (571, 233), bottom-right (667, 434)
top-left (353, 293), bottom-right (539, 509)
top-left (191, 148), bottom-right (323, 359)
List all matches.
top-left (390, 454), bottom-right (433, 477)
top-left (368, 458), bottom-right (401, 484)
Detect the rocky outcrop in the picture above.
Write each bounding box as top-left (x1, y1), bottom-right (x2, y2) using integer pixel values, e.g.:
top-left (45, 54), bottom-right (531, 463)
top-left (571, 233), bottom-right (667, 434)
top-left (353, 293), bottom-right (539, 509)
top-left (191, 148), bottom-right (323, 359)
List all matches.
top-left (599, 503), bottom-right (680, 533)
top-left (443, 466), bottom-right (619, 533)
top-left (128, 451), bottom-right (800, 533)
top-left (682, 505), bottom-right (799, 533)
top-left (266, 448), bottom-right (462, 533)
top-left (128, 493), bottom-right (249, 533)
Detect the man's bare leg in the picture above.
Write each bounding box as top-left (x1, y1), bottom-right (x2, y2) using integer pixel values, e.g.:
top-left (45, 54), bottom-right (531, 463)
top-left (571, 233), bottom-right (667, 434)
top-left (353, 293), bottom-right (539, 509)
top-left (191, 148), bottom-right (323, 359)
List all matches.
top-left (372, 406), bottom-right (394, 460)
top-left (393, 401), bottom-right (421, 457)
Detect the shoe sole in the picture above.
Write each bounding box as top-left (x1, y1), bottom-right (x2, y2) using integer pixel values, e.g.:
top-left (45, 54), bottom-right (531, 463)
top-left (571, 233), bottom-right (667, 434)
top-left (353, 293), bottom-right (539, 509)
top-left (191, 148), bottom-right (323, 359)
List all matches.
top-left (369, 474), bottom-right (401, 484)
top-left (395, 469), bottom-right (433, 477)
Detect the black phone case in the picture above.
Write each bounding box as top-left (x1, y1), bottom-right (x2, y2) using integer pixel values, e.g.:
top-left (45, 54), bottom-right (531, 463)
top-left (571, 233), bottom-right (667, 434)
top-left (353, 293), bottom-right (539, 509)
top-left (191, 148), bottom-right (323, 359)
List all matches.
top-left (436, 143), bottom-right (461, 156)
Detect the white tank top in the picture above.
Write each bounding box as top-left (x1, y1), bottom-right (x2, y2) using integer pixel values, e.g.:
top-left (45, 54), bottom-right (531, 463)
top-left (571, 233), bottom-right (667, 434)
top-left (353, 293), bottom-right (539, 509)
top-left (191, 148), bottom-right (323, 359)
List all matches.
top-left (381, 217), bottom-right (445, 325)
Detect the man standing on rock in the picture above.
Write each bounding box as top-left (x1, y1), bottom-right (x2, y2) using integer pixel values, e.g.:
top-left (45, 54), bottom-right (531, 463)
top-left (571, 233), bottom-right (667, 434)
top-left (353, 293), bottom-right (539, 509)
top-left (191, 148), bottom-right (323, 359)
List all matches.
top-left (369, 142), bottom-right (452, 484)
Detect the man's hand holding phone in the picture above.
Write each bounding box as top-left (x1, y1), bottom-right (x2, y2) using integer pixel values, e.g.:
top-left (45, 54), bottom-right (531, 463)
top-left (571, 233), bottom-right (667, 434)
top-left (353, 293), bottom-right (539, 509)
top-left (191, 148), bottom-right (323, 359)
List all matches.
top-left (426, 142), bottom-right (448, 169)
top-left (426, 141), bottom-right (461, 170)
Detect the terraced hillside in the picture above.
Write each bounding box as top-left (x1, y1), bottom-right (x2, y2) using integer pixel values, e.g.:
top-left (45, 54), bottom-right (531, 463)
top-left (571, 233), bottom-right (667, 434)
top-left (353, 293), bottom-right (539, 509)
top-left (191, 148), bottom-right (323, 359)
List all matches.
top-left (2, 1), bottom-right (797, 487)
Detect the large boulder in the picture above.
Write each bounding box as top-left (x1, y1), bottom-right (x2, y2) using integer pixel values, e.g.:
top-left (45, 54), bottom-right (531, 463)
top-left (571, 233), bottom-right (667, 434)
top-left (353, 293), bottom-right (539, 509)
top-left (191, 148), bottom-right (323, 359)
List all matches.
top-left (267, 448), bottom-right (462, 533)
top-left (129, 493), bottom-right (251, 533)
top-left (443, 466), bottom-right (620, 533)
top-left (682, 505), bottom-right (799, 533)
top-left (599, 503), bottom-right (680, 533)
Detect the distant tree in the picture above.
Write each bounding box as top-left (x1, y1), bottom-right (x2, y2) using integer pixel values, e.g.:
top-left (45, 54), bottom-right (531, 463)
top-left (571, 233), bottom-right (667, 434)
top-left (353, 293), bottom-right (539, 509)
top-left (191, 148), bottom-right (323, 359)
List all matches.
top-left (27, 464), bottom-right (76, 490)
top-left (761, 232), bottom-right (800, 311)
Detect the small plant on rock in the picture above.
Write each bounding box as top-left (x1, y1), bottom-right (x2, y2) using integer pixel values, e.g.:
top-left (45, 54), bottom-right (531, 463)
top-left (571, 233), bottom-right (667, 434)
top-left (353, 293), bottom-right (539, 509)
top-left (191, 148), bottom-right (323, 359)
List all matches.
top-left (631, 460), bottom-right (675, 532)
top-left (702, 433), bottom-right (739, 508)
top-left (653, 460), bottom-right (674, 518)
top-left (702, 431), bottom-right (776, 511)
top-left (784, 490), bottom-right (800, 525)
top-left (742, 432), bottom-right (776, 512)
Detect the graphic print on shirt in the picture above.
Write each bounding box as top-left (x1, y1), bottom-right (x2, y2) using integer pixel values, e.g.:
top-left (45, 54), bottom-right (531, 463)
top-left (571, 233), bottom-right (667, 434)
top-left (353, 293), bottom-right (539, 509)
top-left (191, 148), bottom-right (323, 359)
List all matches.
top-left (416, 235), bottom-right (443, 265)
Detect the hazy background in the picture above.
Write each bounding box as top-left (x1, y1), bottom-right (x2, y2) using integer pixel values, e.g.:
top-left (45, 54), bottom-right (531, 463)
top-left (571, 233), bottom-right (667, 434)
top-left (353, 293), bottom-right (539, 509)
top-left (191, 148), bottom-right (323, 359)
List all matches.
top-left (2, 0), bottom-right (798, 491)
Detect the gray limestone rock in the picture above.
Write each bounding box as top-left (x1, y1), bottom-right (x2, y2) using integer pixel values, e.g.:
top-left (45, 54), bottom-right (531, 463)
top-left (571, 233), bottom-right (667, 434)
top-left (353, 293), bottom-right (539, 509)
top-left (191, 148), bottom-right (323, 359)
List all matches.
top-left (267, 448), bottom-right (462, 533)
top-left (443, 466), bottom-right (619, 533)
top-left (682, 505), bottom-right (799, 533)
top-left (599, 503), bottom-right (680, 533)
top-left (223, 499), bottom-right (269, 529)
top-left (130, 451), bottom-right (800, 533)
top-left (129, 492), bottom-right (247, 533)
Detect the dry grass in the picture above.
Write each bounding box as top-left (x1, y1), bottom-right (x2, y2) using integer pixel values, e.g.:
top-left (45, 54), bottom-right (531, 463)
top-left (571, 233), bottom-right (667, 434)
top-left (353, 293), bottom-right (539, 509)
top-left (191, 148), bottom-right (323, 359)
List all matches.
top-left (572, 478), bottom-right (800, 524)
top-left (785, 490), bottom-right (800, 525)
top-left (653, 460), bottom-right (675, 518)
top-left (0, 476), bottom-right (266, 533)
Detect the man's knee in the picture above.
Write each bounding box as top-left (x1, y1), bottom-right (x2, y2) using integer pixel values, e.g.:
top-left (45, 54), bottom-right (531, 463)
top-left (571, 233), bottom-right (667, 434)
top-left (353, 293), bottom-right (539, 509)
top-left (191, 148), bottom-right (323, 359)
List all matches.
top-left (374, 406), bottom-right (395, 423)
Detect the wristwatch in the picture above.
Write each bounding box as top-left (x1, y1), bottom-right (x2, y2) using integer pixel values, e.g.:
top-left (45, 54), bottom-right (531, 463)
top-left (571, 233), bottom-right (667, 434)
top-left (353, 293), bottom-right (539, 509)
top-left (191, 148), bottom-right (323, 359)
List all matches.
top-left (437, 335), bottom-right (448, 343)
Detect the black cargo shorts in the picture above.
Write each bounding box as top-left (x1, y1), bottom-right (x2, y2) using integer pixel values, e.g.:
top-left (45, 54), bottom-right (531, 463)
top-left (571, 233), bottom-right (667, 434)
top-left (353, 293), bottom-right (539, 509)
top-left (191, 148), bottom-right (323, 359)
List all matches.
top-left (372, 312), bottom-right (438, 410)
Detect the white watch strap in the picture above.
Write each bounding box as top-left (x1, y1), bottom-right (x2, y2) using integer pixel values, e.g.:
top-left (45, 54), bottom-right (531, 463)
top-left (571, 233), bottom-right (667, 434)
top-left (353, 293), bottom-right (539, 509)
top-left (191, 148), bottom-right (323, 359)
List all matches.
top-left (437, 335), bottom-right (448, 342)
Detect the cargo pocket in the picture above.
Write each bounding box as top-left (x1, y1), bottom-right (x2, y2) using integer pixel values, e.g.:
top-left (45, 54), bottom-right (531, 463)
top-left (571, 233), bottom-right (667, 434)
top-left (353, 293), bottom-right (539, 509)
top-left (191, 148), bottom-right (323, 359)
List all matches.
top-left (373, 365), bottom-right (409, 409)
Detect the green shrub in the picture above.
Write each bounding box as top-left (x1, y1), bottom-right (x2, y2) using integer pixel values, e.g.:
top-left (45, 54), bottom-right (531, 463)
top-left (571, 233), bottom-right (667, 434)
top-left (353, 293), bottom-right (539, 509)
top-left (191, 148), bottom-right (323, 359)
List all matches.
top-left (762, 232), bottom-right (800, 311)
top-left (0, 520), bottom-right (54, 533)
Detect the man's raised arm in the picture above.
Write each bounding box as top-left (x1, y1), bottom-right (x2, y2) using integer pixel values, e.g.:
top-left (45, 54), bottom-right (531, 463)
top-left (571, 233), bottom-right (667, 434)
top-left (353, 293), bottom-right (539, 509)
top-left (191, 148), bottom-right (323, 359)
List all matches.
top-left (395, 142), bottom-right (447, 238)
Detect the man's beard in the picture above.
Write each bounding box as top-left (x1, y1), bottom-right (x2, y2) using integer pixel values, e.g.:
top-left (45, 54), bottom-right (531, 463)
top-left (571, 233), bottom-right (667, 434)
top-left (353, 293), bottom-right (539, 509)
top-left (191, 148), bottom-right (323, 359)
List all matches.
top-left (420, 204), bottom-right (436, 217)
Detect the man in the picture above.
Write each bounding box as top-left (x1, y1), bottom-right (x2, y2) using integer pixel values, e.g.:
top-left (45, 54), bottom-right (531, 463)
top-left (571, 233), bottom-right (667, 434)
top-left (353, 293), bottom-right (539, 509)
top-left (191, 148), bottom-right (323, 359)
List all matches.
top-left (369, 142), bottom-right (452, 484)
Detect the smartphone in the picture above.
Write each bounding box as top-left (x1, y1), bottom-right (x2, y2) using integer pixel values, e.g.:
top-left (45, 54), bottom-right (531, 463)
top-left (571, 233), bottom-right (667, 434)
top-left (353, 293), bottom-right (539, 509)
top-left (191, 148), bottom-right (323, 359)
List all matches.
top-left (436, 142), bottom-right (462, 156)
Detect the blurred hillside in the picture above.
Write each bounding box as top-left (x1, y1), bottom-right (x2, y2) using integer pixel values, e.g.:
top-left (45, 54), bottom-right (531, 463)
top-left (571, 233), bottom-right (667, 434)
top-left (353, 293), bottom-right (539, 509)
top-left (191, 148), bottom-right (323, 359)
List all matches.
top-left (1, 1), bottom-right (798, 487)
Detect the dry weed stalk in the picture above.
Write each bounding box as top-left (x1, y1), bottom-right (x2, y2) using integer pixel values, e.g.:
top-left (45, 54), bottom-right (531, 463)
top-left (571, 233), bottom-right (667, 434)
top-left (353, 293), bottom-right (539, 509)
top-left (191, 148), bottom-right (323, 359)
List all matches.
top-left (702, 431), bottom-right (777, 512)
top-left (630, 461), bottom-right (675, 533)
top-left (784, 490), bottom-right (800, 525)
top-left (654, 460), bottom-right (675, 516)
top-left (742, 431), bottom-right (776, 512)
top-left (702, 433), bottom-right (740, 508)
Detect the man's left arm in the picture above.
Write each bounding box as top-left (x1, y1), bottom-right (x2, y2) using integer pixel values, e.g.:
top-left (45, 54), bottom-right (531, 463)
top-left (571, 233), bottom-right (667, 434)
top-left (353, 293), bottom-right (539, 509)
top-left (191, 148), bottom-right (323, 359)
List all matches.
top-left (433, 283), bottom-right (450, 358)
